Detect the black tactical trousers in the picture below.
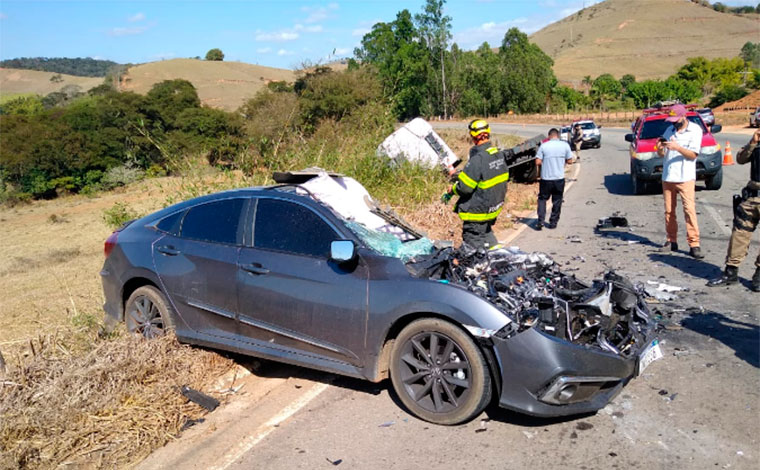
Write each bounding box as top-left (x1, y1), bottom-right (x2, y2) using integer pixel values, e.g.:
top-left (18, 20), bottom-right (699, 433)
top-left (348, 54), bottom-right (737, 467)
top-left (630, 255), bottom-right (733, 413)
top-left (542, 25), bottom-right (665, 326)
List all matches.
top-left (462, 221), bottom-right (498, 250)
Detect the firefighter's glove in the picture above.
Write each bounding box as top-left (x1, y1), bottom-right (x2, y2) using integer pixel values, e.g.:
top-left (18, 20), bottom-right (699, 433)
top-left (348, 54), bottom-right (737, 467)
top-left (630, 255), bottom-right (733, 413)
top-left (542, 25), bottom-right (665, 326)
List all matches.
top-left (441, 191), bottom-right (453, 204)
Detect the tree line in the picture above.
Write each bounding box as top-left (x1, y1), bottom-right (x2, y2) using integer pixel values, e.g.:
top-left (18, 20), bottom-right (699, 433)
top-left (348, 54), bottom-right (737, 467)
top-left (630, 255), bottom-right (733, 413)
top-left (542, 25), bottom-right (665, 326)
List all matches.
top-left (0, 57), bottom-right (121, 77)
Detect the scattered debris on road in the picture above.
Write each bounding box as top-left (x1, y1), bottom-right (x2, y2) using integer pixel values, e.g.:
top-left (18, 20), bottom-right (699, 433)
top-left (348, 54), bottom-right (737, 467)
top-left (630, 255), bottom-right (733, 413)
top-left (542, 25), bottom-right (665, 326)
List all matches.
top-left (596, 213), bottom-right (630, 230)
top-left (181, 385), bottom-right (220, 412)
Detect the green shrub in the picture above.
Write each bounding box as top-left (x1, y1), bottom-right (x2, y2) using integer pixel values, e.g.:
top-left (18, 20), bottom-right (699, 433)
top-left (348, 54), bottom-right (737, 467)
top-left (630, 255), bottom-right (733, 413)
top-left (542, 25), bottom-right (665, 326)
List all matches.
top-left (100, 163), bottom-right (145, 190)
top-left (102, 202), bottom-right (140, 229)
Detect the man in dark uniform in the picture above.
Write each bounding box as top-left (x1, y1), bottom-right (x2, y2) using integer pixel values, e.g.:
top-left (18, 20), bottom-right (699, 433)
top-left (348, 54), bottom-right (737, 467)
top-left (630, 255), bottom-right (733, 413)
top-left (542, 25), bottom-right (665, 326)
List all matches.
top-left (708, 129), bottom-right (760, 292)
top-left (441, 119), bottom-right (509, 249)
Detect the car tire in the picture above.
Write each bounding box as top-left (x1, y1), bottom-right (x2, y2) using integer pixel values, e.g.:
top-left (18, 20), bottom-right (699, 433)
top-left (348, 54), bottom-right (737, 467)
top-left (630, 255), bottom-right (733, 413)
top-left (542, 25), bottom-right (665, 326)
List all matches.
top-left (704, 168), bottom-right (723, 191)
top-left (390, 318), bottom-right (492, 425)
top-left (125, 285), bottom-right (174, 339)
top-left (631, 168), bottom-right (646, 195)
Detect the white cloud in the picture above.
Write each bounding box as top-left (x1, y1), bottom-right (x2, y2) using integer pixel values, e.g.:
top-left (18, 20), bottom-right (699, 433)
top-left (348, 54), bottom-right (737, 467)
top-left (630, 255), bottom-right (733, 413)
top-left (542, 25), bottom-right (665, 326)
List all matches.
top-left (0, 12), bottom-right (7, 20)
top-left (334, 47), bottom-right (350, 56)
top-left (257, 47), bottom-right (272, 53)
top-left (109, 26), bottom-right (148, 36)
top-left (127, 12), bottom-right (145, 22)
top-left (301, 3), bottom-right (338, 24)
top-left (453, 18), bottom-right (530, 48)
top-left (294, 24), bottom-right (324, 33)
top-left (255, 30), bottom-right (299, 41)
top-left (277, 49), bottom-right (294, 56)
top-left (352, 27), bottom-right (370, 37)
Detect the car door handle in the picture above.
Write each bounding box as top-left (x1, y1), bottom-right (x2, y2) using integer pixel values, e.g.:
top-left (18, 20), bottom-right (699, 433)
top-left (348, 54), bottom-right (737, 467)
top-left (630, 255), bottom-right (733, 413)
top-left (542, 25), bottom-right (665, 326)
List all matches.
top-left (241, 263), bottom-right (269, 275)
top-left (157, 245), bottom-right (180, 256)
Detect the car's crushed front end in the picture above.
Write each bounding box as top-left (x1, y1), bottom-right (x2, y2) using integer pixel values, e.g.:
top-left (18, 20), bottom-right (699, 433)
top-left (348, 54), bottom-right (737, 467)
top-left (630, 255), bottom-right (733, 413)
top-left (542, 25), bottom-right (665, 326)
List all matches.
top-left (406, 246), bottom-right (660, 417)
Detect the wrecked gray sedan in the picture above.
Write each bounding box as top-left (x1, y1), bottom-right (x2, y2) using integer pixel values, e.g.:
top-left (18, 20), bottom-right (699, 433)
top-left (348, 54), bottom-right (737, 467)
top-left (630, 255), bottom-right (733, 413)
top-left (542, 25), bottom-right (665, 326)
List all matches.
top-left (101, 172), bottom-right (661, 425)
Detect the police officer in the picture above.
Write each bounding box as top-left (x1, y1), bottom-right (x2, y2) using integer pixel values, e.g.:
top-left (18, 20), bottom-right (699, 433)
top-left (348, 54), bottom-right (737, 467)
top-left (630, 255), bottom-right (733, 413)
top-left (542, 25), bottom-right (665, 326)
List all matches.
top-left (708, 129), bottom-right (760, 292)
top-left (441, 119), bottom-right (509, 249)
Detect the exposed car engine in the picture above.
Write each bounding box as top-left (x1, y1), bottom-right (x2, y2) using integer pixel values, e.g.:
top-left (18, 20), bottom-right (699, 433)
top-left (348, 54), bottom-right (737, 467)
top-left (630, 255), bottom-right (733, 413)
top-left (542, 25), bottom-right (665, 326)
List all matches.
top-left (406, 245), bottom-right (655, 358)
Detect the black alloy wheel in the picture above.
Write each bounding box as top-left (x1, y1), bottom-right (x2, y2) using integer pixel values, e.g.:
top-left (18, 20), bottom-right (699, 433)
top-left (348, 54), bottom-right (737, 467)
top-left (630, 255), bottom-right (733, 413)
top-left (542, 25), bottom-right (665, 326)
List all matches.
top-left (390, 319), bottom-right (491, 425)
top-left (125, 286), bottom-right (173, 339)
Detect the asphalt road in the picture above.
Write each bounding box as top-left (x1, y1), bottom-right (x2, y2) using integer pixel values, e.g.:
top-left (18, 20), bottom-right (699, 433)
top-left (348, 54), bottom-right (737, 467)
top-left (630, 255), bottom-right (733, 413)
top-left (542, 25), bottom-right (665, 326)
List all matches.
top-left (151, 124), bottom-right (760, 470)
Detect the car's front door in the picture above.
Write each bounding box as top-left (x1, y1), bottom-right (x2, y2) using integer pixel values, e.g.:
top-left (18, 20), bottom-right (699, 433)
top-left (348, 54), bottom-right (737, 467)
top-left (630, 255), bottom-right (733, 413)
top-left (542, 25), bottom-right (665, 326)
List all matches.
top-left (153, 198), bottom-right (248, 339)
top-left (236, 197), bottom-right (368, 365)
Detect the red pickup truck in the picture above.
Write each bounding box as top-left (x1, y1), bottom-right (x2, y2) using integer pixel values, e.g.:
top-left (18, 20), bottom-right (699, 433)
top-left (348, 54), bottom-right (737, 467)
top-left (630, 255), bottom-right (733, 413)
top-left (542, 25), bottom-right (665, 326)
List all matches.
top-left (625, 104), bottom-right (723, 195)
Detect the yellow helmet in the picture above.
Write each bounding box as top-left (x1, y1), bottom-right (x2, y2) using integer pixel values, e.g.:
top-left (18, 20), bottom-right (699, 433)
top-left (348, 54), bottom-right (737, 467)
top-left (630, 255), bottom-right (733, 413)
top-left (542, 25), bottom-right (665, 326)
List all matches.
top-left (468, 119), bottom-right (490, 137)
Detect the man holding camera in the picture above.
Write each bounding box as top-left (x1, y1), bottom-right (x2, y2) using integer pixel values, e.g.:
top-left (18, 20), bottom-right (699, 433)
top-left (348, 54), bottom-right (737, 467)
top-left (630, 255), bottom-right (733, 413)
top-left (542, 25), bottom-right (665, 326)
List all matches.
top-left (708, 129), bottom-right (760, 292)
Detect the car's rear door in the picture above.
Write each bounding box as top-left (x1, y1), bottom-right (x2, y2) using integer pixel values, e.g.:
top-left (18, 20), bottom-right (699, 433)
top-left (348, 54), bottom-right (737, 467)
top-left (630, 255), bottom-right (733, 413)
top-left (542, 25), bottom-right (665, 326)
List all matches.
top-left (236, 197), bottom-right (368, 365)
top-left (153, 197), bottom-right (249, 339)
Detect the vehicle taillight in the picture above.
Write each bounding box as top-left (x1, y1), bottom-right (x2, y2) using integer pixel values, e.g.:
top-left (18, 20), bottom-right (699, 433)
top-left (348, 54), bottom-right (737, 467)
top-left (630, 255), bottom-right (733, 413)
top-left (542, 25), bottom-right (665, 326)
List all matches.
top-left (104, 231), bottom-right (119, 258)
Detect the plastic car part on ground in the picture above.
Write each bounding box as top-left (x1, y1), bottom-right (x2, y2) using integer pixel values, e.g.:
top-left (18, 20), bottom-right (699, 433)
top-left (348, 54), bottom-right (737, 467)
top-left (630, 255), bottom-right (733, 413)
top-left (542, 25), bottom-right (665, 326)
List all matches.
top-left (406, 245), bottom-right (657, 358)
top-left (376, 118), bottom-right (460, 174)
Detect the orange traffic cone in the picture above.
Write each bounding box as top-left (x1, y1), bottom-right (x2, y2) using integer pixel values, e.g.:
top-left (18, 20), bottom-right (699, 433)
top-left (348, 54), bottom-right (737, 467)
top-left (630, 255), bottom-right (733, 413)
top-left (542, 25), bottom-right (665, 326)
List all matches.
top-left (723, 141), bottom-right (735, 166)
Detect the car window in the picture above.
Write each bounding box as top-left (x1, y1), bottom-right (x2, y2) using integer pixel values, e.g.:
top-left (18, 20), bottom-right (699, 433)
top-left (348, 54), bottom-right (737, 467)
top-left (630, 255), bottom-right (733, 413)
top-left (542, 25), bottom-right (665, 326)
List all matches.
top-left (156, 210), bottom-right (185, 235)
top-left (579, 122), bottom-right (596, 130)
top-left (180, 198), bottom-right (246, 245)
top-left (254, 198), bottom-right (338, 258)
top-left (639, 116), bottom-right (706, 140)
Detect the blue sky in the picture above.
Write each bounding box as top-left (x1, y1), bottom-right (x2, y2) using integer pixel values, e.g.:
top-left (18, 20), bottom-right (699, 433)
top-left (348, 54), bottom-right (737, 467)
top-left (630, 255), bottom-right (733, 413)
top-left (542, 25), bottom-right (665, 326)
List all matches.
top-left (0, 0), bottom-right (753, 69)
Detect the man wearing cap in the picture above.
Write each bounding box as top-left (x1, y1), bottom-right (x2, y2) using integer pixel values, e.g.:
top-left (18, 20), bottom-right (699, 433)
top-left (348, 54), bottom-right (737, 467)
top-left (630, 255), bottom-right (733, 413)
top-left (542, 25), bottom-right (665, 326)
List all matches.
top-left (656, 104), bottom-right (705, 259)
top-left (441, 119), bottom-right (509, 249)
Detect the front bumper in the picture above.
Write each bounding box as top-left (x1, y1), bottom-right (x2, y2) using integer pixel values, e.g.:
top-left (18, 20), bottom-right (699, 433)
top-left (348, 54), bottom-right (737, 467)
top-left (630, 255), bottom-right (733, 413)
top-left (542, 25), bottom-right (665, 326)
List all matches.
top-left (492, 328), bottom-right (650, 417)
top-left (631, 151), bottom-right (722, 182)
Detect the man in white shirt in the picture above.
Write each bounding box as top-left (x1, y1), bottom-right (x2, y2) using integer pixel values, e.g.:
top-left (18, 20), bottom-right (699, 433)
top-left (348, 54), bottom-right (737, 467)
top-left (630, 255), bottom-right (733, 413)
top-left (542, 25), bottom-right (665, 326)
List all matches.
top-left (656, 104), bottom-right (704, 259)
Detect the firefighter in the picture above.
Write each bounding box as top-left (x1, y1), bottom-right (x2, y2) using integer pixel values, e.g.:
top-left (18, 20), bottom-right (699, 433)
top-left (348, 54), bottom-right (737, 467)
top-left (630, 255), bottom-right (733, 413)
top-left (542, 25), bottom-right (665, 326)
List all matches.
top-left (707, 129), bottom-right (760, 292)
top-left (441, 119), bottom-right (509, 249)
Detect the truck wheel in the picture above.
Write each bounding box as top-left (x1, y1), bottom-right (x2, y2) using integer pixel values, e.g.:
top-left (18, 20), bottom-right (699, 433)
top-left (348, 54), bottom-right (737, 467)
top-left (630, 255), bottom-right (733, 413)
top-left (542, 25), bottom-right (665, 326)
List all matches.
top-left (390, 318), bottom-right (492, 425)
top-left (705, 168), bottom-right (723, 191)
top-left (631, 170), bottom-right (646, 195)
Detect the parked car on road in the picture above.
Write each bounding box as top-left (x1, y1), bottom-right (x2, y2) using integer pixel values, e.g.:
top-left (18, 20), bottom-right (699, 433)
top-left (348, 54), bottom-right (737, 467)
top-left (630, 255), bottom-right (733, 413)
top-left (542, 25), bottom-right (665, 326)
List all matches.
top-left (625, 104), bottom-right (723, 194)
top-left (697, 108), bottom-right (715, 126)
top-left (571, 120), bottom-right (602, 149)
top-left (750, 107), bottom-right (760, 128)
top-left (101, 174), bottom-right (660, 424)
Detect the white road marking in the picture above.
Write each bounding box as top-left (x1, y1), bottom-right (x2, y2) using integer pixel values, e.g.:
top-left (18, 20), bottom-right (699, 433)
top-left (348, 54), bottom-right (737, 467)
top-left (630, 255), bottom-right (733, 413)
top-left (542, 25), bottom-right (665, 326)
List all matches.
top-left (702, 200), bottom-right (732, 237)
top-left (209, 381), bottom-right (330, 470)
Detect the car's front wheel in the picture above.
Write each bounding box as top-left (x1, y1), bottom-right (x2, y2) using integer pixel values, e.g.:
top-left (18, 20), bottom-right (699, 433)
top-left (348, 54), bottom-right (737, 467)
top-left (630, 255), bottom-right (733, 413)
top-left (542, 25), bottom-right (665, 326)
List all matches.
top-left (390, 319), bottom-right (492, 425)
top-left (125, 285), bottom-right (174, 339)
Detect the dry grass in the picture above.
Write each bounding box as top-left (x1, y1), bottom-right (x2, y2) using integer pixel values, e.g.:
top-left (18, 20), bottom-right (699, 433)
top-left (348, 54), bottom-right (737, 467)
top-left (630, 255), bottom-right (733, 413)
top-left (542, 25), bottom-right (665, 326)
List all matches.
top-left (119, 59), bottom-right (296, 111)
top-left (530, 0), bottom-right (760, 83)
top-left (0, 69), bottom-right (102, 97)
top-left (0, 331), bottom-right (234, 470)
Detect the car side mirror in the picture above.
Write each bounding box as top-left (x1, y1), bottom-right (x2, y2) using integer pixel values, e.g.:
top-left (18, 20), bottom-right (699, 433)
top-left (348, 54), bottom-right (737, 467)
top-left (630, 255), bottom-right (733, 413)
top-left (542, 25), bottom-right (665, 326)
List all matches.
top-left (624, 134), bottom-right (633, 142)
top-left (710, 124), bottom-right (722, 134)
top-left (330, 240), bottom-right (356, 263)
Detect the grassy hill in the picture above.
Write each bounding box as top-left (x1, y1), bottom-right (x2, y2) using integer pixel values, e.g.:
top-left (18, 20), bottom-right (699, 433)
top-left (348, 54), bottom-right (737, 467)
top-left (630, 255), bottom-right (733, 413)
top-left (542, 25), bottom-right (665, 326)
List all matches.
top-left (0, 68), bottom-right (102, 97)
top-left (531, 0), bottom-right (760, 83)
top-left (119, 59), bottom-right (295, 111)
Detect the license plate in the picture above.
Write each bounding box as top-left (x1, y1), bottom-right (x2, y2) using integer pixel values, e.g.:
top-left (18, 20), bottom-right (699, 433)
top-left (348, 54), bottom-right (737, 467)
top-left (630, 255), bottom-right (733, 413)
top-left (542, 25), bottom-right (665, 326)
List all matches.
top-left (638, 340), bottom-right (663, 375)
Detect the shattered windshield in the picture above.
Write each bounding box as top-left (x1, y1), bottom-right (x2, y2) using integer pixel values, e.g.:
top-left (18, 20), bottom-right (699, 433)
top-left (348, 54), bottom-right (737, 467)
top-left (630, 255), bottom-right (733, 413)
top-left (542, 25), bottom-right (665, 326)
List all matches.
top-left (346, 221), bottom-right (435, 261)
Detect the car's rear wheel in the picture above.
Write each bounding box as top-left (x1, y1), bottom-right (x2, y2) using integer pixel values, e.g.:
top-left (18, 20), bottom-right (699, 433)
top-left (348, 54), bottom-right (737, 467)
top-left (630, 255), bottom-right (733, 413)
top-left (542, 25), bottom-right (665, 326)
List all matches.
top-left (125, 286), bottom-right (173, 339)
top-left (390, 318), bottom-right (491, 425)
top-left (705, 167), bottom-right (723, 190)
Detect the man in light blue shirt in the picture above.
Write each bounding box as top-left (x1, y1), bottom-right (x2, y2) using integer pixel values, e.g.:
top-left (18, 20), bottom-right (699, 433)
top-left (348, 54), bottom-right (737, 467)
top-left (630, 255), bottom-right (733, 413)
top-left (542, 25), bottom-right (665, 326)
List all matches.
top-left (535, 128), bottom-right (574, 230)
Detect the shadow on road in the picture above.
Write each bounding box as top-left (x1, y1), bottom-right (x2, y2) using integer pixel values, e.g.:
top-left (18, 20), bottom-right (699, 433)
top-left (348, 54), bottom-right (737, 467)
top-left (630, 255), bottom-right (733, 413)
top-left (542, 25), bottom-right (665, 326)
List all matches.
top-left (596, 229), bottom-right (658, 247)
top-left (648, 253), bottom-right (720, 280)
top-left (603, 173), bottom-right (634, 196)
top-left (681, 311), bottom-right (760, 368)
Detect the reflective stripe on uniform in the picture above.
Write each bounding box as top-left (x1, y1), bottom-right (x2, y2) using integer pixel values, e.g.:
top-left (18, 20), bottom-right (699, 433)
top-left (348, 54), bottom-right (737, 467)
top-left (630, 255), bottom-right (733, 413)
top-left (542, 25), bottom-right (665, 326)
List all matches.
top-left (458, 207), bottom-right (502, 221)
top-left (486, 147), bottom-right (499, 155)
top-left (451, 182), bottom-right (458, 196)
top-left (477, 172), bottom-right (509, 189)
top-left (458, 171), bottom-right (477, 189)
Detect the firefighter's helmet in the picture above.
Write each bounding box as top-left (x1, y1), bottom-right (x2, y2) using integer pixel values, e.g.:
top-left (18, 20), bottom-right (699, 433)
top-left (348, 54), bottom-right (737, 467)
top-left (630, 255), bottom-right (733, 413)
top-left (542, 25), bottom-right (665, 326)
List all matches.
top-left (468, 119), bottom-right (490, 138)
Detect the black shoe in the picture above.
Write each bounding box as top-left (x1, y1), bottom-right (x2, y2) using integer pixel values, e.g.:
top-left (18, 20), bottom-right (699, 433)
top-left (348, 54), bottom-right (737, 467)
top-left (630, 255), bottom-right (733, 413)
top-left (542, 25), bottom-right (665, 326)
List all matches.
top-left (546, 222), bottom-right (557, 229)
top-left (707, 266), bottom-right (739, 287)
top-left (752, 268), bottom-right (760, 292)
top-left (689, 246), bottom-right (705, 259)
top-left (659, 241), bottom-right (678, 252)
top-left (535, 222), bottom-right (543, 231)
